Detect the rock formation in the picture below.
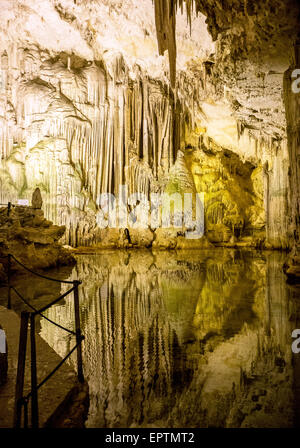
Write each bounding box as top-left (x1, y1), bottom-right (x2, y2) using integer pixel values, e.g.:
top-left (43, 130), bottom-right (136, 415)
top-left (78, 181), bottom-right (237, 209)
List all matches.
top-left (32, 187), bottom-right (43, 209)
top-left (0, 205), bottom-right (75, 278)
top-left (0, 1), bottom-right (298, 271)
top-left (1, 2), bottom-right (299, 430)
top-left (283, 40), bottom-right (300, 281)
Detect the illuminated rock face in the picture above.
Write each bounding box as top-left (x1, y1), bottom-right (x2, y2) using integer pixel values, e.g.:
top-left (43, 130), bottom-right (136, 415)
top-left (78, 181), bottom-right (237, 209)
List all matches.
top-left (185, 145), bottom-right (265, 245)
top-left (0, 53), bottom-right (184, 246)
top-left (0, 0), bottom-right (299, 250)
top-left (153, 0), bottom-right (299, 255)
top-left (0, 205), bottom-right (74, 271)
top-left (283, 49), bottom-right (300, 280)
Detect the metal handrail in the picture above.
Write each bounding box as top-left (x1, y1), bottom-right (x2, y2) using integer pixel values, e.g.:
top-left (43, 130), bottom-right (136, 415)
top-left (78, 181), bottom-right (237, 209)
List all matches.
top-left (11, 286), bottom-right (77, 336)
top-left (10, 254), bottom-right (76, 285)
top-left (2, 253), bottom-right (85, 428)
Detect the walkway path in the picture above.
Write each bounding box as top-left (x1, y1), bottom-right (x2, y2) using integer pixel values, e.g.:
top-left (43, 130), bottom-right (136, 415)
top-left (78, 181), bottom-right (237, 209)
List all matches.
top-left (0, 305), bottom-right (77, 427)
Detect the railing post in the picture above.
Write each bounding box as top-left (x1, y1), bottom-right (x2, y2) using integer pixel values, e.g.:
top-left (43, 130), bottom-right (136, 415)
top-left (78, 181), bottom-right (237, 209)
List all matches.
top-left (30, 313), bottom-right (39, 428)
top-left (73, 280), bottom-right (84, 383)
top-left (13, 311), bottom-right (29, 428)
top-left (23, 399), bottom-right (28, 429)
top-left (7, 254), bottom-right (11, 309)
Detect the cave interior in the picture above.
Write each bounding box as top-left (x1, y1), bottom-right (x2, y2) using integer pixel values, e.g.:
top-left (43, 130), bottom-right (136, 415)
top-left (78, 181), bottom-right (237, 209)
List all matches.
top-left (0, 0), bottom-right (300, 430)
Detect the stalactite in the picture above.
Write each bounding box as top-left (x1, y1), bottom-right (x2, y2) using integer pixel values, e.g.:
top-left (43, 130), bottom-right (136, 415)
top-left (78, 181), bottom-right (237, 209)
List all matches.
top-left (153, 0), bottom-right (198, 88)
top-left (0, 1), bottom-right (293, 250)
top-left (153, 0), bottom-right (177, 88)
top-left (0, 46), bottom-right (194, 246)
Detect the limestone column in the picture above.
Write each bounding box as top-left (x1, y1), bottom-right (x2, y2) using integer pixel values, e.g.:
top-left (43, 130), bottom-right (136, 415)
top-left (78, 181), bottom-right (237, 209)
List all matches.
top-left (283, 38), bottom-right (300, 281)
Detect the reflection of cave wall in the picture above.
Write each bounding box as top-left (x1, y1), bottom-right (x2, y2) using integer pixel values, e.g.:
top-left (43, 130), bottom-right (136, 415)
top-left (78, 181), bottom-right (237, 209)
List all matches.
top-left (39, 250), bottom-right (299, 427)
top-left (40, 251), bottom-right (208, 426)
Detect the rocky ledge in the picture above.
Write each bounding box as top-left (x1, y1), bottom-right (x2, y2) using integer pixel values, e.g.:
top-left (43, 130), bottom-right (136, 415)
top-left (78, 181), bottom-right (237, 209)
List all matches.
top-left (0, 205), bottom-right (75, 281)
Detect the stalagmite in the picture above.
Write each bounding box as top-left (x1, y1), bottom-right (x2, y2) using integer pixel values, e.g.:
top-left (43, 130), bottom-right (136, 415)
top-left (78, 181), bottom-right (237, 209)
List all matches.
top-left (31, 186), bottom-right (43, 209)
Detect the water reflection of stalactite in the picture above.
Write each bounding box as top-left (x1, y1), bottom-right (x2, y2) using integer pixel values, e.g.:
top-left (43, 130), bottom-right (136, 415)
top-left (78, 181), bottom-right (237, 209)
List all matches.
top-left (39, 250), bottom-right (300, 428)
top-left (193, 252), bottom-right (258, 344)
top-left (84, 272), bottom-right (192, 427)
top-left (41, 253), bottom-right (200, 427)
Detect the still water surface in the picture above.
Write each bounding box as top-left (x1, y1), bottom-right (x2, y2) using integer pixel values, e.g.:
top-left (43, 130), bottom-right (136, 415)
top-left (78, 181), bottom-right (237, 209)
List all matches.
top-left (38, 249), bottom-right (300, 428)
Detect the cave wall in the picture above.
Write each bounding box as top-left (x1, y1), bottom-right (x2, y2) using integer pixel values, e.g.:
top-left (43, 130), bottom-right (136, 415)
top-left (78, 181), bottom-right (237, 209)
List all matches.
top-left (284, 42), bottom-right (300, 255)
top-left (155, 0), bottom-right (299, 249)
top-left (198, 0), bottom-right (299, 251)
top-left (281, 40), bottom-right (300, 280)
top-left (0, 47), bottom-right (188, 245)
top-left (0, 0), bottom-right (299, 249)
top-left (0, 1), bottom-right (211, 246)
